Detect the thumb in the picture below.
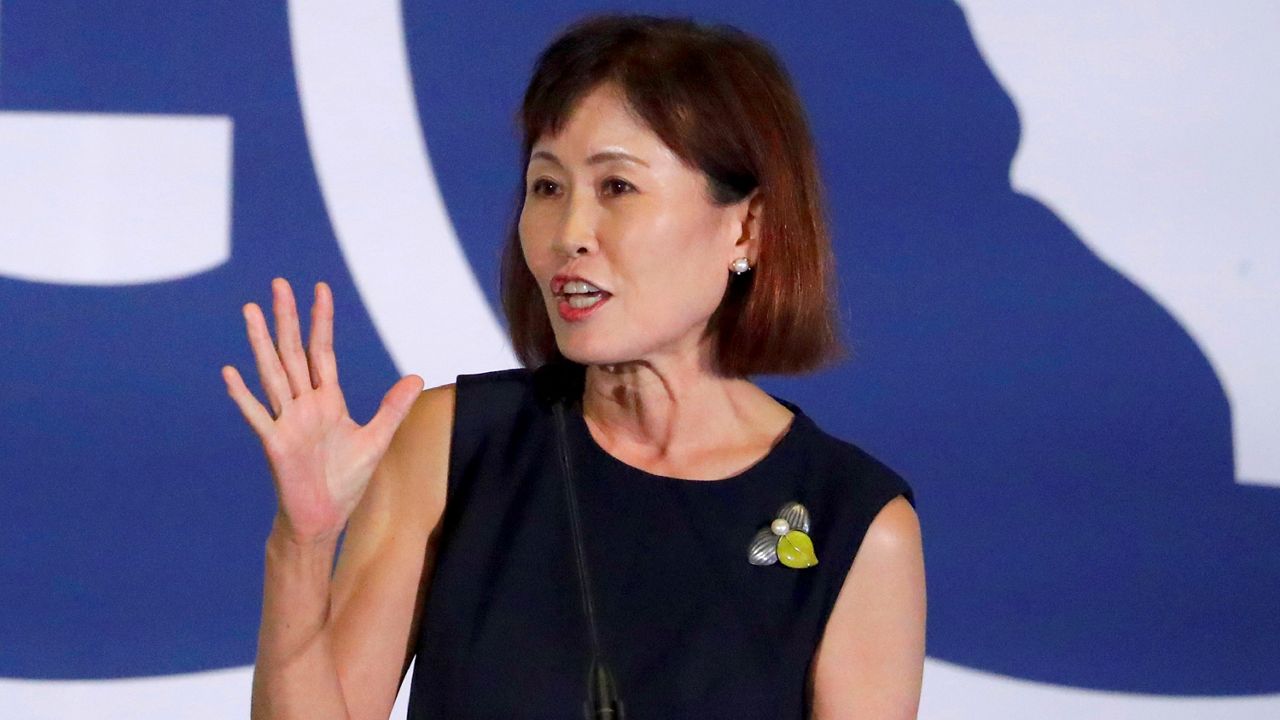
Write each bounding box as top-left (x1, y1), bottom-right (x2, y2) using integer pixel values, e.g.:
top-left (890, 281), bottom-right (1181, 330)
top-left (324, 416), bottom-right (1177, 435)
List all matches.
top-left (363, 374), bottom-right (426, 452)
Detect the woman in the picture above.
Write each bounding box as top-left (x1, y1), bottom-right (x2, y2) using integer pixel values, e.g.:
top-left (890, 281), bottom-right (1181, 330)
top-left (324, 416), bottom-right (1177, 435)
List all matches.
top-left (223, 14), bottom-right (925, 720)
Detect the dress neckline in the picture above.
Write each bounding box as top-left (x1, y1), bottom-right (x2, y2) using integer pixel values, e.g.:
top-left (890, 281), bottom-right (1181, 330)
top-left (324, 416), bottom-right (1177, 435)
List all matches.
top-left (566, 391), bottom-right (806, 488)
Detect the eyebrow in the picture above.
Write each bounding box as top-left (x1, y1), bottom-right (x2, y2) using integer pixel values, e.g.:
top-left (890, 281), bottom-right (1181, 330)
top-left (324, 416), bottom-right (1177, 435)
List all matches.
top-left (529, 149), bottom-right (650, 168)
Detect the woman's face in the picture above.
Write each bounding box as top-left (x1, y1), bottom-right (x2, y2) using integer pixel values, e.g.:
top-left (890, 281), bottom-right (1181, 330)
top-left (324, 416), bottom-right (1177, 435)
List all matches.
top-left (519, 84), bottom-right (754, 367)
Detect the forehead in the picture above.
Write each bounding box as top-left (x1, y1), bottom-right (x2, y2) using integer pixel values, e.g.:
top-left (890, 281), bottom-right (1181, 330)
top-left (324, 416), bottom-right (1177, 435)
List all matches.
top-left (529, 85), bottom-right (674, 162)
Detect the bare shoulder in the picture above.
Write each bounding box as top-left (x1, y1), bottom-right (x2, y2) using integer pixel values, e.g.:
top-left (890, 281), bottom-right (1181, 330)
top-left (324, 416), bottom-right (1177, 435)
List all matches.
top-left (389, 380), bottom-right (456, 534)
top-left (350, 380), bottom-right (455, 533)
top-left (388, 381), bottom-right (457, 487)
top-left (860, 495), bottom-right (921, 557)
top-left (810, 495), bottom-right (926, 719)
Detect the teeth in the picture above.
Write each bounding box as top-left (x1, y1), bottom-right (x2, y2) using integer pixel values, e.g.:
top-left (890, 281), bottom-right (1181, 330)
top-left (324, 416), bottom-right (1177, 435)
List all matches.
top-left (562, 279), bottom-right (601, 294)
top-left (567, 294), bottom-right (604, 309)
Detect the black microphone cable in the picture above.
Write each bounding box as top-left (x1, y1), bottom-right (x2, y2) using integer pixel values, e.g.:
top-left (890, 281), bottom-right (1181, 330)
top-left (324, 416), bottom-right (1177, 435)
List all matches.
top-left (552, 399), bottom-right (626, 720)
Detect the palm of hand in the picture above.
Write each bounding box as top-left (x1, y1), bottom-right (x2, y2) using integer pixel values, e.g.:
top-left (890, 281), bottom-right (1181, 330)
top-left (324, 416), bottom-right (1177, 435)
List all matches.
top-left (221, 278), bottom-right (423, 542)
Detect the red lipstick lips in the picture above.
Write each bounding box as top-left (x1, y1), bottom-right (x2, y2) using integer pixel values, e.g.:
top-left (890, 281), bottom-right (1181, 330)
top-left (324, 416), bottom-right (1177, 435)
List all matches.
top-left (552, 273), bottom-right (611, 322)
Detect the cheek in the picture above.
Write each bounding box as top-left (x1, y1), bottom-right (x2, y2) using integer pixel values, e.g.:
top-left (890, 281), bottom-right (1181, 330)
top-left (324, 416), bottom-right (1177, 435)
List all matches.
top-left (657, 214), bottom-right (728, 285)
top-left (518, 212), bottom-right (551, 274)
top-left (622, 230), bottom-right (727, 318)
top-left (674, 262), bottom-right (730, 314)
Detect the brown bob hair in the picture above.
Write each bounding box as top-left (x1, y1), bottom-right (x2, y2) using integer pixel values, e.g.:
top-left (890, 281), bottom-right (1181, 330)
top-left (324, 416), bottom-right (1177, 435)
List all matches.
top-left (500, 14), bottom-right (845, 377)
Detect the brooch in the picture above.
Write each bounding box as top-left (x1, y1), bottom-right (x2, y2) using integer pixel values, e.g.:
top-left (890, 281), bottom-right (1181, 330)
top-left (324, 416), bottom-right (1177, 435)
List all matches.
top-left (748, 501), bottom-right (819, 568)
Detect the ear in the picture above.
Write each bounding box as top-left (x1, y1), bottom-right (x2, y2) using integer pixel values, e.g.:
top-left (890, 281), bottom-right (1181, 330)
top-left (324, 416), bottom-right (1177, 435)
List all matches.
top-left (729, 190), bottom-right (764, 264)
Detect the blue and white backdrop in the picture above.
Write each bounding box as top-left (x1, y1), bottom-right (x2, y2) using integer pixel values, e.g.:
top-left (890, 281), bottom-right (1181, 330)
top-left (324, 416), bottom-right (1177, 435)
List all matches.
top-left (1, 1), bottom-right (1276, 717)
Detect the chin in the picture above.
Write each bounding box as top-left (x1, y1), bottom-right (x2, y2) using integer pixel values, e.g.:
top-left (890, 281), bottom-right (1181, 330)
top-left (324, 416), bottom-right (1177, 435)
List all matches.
top-left (557, 346), bottom-right (630, 368)
top-left (554, 321), bottom-right (710, 369)
top-left (554, 335), bottom-right (641, 368)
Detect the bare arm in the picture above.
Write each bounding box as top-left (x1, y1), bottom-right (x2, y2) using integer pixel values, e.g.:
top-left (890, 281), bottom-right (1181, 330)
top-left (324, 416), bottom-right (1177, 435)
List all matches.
top-left (251, 521), bottom-right (347, 719)
top-left (248, 384), bottom-right (453, 720)
top-left (810, 496), bottom-right (927, 719)
top-left (328, 383), bottom-right (453, 718)
top-left (223, 278), bottom-right (452, 720)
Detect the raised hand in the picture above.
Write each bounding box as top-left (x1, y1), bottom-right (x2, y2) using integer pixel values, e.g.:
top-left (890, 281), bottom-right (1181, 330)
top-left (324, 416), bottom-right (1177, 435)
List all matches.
top-left (221, 278), bottom-right (424, 543)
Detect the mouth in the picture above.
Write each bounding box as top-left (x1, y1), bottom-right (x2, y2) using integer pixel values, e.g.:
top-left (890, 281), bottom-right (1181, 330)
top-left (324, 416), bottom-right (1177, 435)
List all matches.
top-left (551, 273), bottom-right (612, 321)
top-left (551, 273), bottom-right (609, 296)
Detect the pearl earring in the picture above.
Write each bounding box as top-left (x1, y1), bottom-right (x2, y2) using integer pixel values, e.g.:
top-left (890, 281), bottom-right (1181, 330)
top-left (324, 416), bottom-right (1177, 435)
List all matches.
top-left (730, 257), bottom-right (752, 275)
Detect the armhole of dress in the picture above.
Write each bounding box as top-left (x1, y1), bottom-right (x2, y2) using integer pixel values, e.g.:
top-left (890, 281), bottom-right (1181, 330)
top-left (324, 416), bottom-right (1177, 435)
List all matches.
top-left (444, 375), bottom-right (468, 504)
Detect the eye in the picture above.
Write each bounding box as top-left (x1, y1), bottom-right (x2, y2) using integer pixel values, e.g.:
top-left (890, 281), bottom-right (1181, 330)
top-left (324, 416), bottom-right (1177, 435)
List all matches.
top-left (529, 178), bottom-right (560, 197)
top-left (601, 177), bottom-right (635, 196)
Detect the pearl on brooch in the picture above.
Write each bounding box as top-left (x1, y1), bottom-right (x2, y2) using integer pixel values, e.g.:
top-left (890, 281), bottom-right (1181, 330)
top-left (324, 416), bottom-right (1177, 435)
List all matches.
top-left (770, 518), bottom-right (791, 536)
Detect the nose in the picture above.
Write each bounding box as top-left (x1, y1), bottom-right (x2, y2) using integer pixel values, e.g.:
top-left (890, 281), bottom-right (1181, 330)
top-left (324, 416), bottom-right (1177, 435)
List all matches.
top-left (552, 189), bottom-right (599, 257)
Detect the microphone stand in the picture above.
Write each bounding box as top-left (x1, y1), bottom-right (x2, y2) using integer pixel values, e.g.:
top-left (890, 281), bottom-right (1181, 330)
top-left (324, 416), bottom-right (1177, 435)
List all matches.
top-left (553, 400), bottom-right (626, 720)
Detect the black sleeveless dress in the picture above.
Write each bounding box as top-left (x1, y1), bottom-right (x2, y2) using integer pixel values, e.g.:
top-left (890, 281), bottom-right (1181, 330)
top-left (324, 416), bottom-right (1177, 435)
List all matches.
top-left (407, 362), bottom-right (916, 719)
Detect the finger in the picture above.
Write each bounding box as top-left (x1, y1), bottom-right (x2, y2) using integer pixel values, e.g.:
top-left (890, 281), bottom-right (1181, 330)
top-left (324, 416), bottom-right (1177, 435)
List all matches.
top-left (222, 364), bottom-right (275, 439)
top-left (307, 281), bottom-right (339, 389)
top-left (362, 375), bottom-right (425, 454)
top-left (244, 301), bottom-right (292, 416)
top-left (273, 277), bottom-right (312, 399)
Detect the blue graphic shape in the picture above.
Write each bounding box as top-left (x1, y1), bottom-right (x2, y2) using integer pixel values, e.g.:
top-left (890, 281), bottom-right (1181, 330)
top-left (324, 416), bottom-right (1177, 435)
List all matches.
top-left (0, 2), bottom-right (400, 677)
top-left (403, 0), bottom-right (1279, 695)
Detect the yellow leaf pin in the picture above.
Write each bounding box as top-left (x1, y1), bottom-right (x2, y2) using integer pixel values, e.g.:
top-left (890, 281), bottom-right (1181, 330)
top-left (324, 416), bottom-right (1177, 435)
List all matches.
top-left (748, 501), bottom-right (819, 569)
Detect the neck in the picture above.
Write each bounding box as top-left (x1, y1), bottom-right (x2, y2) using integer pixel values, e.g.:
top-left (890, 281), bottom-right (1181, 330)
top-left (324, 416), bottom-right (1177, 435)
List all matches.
top-left (577, 341), bottom-right (789, 471)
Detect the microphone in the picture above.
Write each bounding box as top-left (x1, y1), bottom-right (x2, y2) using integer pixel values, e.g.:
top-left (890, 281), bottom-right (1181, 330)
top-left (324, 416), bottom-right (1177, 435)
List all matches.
top-left (586, 657), bottom-right (624, 720)
top-left (552, 397), bottom-right (626, 720)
